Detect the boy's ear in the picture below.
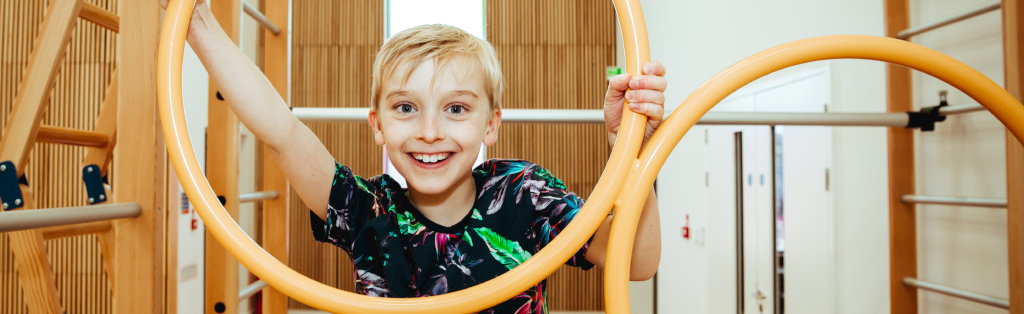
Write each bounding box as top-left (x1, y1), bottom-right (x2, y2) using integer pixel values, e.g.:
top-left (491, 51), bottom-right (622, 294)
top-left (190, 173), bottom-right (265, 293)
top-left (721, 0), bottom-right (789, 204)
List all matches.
top-left (483, 108), bottom-right (502, 146)
top-left (368, 107), bottom-right (386, 146)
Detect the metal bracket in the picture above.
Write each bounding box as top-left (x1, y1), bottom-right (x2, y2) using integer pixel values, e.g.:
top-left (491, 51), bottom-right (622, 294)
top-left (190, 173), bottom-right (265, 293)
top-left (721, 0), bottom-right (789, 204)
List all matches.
top-left (82, 164), bottom-right (107, 204)
top-left (0, 161), bottom-right (25, 210)
top-left (906, 90), bottom-right (949, 131)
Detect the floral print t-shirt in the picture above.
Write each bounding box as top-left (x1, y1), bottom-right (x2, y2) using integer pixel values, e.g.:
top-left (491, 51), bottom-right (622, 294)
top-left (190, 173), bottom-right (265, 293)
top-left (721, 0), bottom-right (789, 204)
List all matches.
top-left (310, 159), bottom-right (594, 314)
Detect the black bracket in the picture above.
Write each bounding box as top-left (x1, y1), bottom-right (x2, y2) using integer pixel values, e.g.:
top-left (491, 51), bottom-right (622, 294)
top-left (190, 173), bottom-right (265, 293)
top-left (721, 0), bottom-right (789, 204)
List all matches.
top-left (907, 90), bottom-right (949, 132)
top-left (0, 161), bottom-right (25, 210)
top-left (82, 164), bottom-right (108, 205)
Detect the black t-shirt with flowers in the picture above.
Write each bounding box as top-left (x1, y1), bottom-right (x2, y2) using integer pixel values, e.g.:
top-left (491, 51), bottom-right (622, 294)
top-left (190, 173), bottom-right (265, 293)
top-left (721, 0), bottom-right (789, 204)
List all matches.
top-left (310, 159), bottom-right (593, 313)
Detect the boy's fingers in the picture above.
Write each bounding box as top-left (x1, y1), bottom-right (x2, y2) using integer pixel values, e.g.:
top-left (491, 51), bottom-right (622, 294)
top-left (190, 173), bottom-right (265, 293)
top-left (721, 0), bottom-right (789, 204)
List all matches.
top-left (625, 90), bottom-right (665, 105)
top-left (642, 61), bottom-right (667, 76)
top-left (604, 74), bottom-right (632, 104)
top-left (628, 102), bottom-right (666, 122)
top-left (629, 75), bottom-right (667, 91)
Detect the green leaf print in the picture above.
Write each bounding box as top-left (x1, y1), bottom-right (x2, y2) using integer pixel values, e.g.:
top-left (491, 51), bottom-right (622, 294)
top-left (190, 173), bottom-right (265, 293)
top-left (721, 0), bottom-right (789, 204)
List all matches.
top-left (396, 210), bottom-right (424, 235)
top-left (462, 232), bottom-right (474, 246)
top-left (471, 208), bottom-right (483, 220)
top-left (353, 176), bottom-right (372, 193)
top-left (474, 227), bottom-right (532, 270)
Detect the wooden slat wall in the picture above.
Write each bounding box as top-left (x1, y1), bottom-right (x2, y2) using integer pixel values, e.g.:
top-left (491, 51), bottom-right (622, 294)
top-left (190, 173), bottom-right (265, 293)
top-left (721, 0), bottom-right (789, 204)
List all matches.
top-left (0, 0), bottom-right (118, 313)
top-left (289, 0), bottom-right (612, 311)
top-left (486, 0), bottom-right (614, 311)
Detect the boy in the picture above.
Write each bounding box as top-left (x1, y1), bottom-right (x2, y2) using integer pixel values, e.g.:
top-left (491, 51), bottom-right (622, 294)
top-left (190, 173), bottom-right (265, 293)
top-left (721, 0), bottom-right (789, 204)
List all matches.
top-left (172, 0), bottom-right (665, 312)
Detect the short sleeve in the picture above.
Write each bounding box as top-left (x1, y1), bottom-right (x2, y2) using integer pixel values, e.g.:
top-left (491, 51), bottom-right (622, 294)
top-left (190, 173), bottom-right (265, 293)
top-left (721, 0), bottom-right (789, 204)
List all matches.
top-left (310, 162), bottom-right (384, 255)
top-left (526, 164), bottom-right (595, 270)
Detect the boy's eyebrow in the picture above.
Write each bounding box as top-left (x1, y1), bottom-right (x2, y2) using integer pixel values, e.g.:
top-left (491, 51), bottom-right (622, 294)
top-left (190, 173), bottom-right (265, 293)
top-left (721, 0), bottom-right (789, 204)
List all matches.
top-left (446, 90), bottom-right (479, 98)
top-left (385, 90), bottom-right (408, 100)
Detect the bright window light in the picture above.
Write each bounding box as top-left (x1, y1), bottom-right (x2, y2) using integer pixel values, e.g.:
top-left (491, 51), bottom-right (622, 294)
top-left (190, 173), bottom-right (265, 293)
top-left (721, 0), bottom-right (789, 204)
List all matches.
top-left (387, 0), bottom-right (485, 39)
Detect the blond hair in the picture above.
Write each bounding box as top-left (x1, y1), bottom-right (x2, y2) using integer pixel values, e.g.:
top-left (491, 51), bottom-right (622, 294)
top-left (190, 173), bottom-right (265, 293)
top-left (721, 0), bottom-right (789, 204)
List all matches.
top-left (371, 24), bottom-right (504, 110)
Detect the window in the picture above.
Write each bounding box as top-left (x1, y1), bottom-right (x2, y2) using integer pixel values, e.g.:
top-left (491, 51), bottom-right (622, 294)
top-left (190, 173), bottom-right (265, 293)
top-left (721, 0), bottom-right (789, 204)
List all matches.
top-left (387, 0), bottom-right (485, 39)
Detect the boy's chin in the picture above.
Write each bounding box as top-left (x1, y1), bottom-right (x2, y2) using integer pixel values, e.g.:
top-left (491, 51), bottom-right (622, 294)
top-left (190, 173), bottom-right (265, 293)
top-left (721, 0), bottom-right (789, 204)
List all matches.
top-left (406, 178), bottom-right (456, 195)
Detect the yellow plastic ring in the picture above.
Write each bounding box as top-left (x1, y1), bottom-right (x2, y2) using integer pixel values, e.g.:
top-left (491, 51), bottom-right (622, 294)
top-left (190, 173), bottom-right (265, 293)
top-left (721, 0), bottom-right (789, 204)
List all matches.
top-left (157, 0), bottom-right (650, 313)
top-left (601, 34), bottom-right (1024, 313)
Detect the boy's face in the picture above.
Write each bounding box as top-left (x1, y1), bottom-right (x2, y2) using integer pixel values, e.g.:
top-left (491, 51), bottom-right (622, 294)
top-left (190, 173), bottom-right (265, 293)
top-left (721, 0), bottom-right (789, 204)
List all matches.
top-left (369, 58), bottom-right (501, 195)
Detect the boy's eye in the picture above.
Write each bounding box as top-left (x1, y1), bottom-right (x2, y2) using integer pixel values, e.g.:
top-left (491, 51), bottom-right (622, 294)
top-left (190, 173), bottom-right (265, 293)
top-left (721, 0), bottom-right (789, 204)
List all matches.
top-left (447, 104), bottom-right (465, 115)
top-left (397, 103), bottom-right (415, 114)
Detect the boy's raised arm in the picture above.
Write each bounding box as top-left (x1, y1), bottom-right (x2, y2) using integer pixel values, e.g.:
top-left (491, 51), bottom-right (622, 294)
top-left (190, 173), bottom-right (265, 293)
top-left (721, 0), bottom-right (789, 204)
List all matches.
top-left (181, 1), bottom-right (334, 219)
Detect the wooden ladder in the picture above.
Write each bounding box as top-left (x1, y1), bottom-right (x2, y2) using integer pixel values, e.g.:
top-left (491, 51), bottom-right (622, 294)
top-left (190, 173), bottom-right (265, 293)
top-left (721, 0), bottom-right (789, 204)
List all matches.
top-left (0, 0), bottom-right (120, 313)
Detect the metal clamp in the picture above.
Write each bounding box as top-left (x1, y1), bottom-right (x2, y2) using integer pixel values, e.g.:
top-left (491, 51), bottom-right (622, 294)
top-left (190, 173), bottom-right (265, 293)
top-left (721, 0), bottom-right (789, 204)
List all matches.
top-left (82, 164), bottom-right (108, 205)
top-left (907, 90), bottom-right (949, 131)
top-left (0, 161), bottom-right (25, 210)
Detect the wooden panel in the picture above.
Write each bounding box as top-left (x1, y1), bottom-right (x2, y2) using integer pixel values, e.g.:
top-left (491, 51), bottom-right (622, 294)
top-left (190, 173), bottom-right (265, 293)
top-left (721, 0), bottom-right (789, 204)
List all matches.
top-left (288, 0), bottom-right (383, 309)
top-left (1002, 1), bottom-right (1024, 313)
top-left (261, 0), bottom-right (291, 313)
top-left (112, 0), bottom-right (163, 313)
top-left (205, 0), bottom-right (242, 313)
top-left (288, 0), bottom-right (613, 311)
top-left (486, 0), bottom-right (614, 311)
top-left (885, 0), bottom-right (918, 313)
top-left (1, 0), bottom-right (120, 313)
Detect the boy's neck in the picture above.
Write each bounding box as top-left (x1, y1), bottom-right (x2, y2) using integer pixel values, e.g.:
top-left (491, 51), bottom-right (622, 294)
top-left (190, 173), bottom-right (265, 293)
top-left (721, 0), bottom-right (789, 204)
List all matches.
top-left (407, 172), bottom-right (477, 227)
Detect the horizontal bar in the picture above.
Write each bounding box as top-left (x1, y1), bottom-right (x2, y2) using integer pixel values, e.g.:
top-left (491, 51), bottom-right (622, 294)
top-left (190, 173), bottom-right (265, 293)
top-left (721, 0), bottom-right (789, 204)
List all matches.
top-left (242, 1), bottom-right (281, 35)
top-left (903, 277), bottom-right (1009, 309)
top-left (79, 2), bottom-right (119, 33)
top-left (239, 191), bottom-right (279, 203)
top-left (36, 125), bottom-right (109, 147)
top-left (293, 108), bottom-right (911, 127)
top-left (41, 220), bottom-right (111, 240)
top-left (0, 203), bottom-right (141, 233)
top-left (901, 194), bottom-right (1007, 208)
top-left (698, 111), bottom-right (908, 127)
top-left (939, 103), bottom-right (986, 115)
top-left (897, 2), bottom-right (1001, 39)
top-left (239, 280), bottom-right (268, 301)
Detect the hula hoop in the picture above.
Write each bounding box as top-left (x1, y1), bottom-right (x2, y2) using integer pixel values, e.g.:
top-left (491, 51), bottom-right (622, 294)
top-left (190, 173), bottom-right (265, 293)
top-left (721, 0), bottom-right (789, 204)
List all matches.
top-left (157, 0), bottom-right (650, 313)
top-left (601, 34), bottom-right (1024, 313)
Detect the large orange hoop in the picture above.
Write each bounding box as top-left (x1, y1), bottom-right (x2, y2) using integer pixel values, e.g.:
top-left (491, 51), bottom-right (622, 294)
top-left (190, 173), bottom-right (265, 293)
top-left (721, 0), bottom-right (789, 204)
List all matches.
top-left (157, 0), bottom-right (649, 313)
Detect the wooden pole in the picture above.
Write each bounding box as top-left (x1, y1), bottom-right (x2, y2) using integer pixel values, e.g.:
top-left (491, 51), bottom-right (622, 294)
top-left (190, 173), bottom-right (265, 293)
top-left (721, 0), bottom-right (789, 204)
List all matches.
top-left (0, 1), bottom-right (82, 313)
top-left (884, 0), bottom-right (919, 313)
top-left (206, 0), bottom-right (242, 313)
top-left (113, 0), bottom-right (165, 313)
top-left (261, 0), bottom-right (291, 313)
top-left (1002, 1), bottom-right (1024, 313)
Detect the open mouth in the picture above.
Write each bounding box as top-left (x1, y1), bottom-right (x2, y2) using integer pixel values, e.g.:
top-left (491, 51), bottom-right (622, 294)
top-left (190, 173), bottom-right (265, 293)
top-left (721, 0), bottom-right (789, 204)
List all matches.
top-left (408, 152), bottom-right (453, 165)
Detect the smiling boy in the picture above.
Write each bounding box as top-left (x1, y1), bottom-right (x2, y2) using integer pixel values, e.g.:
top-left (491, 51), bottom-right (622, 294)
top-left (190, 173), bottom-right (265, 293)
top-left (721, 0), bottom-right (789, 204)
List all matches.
top-left (175, 0), bottom-right (665, 312)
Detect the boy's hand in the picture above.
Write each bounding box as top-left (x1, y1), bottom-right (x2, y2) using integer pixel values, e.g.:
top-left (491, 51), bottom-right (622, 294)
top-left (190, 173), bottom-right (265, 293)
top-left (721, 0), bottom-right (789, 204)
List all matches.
top-left (603, 61), bottom-right (667, 148)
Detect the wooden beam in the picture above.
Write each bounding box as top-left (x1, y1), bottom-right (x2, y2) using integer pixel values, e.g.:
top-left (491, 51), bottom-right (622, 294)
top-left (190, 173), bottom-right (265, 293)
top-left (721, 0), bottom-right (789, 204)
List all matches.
top-left (885, 0), bottom-right (919, 313)
top-left (79, 2), bottom-right (119, 33)
top-left (7, 187), bottom-right (62, 314)
top-left (40, 220), bottom-right (111, 239)
top-left (0, 0), bottom-right (81, 177)
top-left (82, 71), bottom-right (119, 176)
top-left (112, 0), bottom-right (164, 313)
top-left (206, 0), bottom-right (242, 313)
top-left (35, 125), bottom-right (108, 147)
top-left (1002, 1), bottom-right (1024, 313)
top-left (261, 2), bottom-right (290, 312)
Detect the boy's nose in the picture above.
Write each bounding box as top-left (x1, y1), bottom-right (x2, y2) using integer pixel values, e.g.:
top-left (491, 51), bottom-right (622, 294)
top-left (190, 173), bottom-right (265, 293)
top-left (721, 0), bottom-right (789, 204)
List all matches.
top-left (416, 113), bottom-right (445, 143)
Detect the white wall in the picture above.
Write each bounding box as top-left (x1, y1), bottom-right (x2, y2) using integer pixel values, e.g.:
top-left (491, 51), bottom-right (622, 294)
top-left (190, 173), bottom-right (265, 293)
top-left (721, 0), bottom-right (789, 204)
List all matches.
top-left (630, 1), bottom-right (890, 313)
top-left (909, 1), bottom-right (1010, 313)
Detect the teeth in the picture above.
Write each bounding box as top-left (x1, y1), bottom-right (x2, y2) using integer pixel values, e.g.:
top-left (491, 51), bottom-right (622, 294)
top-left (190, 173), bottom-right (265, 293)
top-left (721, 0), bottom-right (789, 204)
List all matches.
top-left (413, 153), bottom-right (450, 163)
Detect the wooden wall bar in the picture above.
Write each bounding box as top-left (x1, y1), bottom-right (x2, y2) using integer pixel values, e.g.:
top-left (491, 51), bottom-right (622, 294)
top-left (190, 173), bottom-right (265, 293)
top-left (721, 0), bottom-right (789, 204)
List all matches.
top-left (1, 0), bottom-right (118, 312)
top-left (289, 0), bottom-right (612, 311)
top-left (1002, 1), bottom-right (1024, 313)
top-left (885, 0), bottom-right (919, 313)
